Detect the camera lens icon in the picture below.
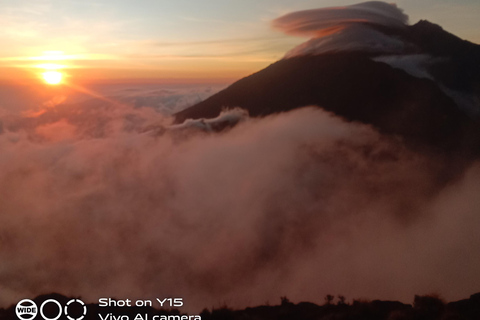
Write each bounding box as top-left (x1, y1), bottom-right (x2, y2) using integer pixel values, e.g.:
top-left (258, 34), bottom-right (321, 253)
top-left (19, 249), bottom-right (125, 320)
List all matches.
top-left (15, 299), bottom-right (38, 320)
top-left (65, 299), bottom-right (87, 320)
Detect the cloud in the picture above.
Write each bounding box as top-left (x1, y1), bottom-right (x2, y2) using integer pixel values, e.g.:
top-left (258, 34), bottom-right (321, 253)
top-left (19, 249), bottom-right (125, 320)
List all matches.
top-left (169, 108), bottom-right (248, 131)
top-left (0, 96), bottom-right (479, 311)
top-left (129, 35), bottom-right (290, 63)
top-left (96, 83), bottom-right (227, 115)
top-left (0, 83), bottom-right (226, 116)
top-left (272, 1), bottom-right (408, 37)
top-left (372, 54), bottom-right (436, 80)
top-left (283, 24), bottom-right (406, 57)
top-left (272, 1), bottom-right (409, 57)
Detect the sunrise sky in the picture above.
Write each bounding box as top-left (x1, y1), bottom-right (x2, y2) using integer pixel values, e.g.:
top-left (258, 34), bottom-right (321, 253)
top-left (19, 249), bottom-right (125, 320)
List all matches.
top-left (1, 0), bottom-right (479, 83)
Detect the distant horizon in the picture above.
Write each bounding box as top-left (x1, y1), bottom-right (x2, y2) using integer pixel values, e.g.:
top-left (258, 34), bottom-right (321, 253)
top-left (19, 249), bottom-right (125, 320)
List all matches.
top-left (1, 0), bottom-right (479, 84)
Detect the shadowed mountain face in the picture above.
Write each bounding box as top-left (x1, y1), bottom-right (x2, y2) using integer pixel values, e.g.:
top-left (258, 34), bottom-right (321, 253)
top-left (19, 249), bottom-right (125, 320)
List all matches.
top-left (175, 21), bottom-right (480, 155)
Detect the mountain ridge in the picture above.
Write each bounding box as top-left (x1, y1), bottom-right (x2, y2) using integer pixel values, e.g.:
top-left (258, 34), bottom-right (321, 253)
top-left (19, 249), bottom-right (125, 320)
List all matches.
top-left (174, 20), bottom-right (480, 155)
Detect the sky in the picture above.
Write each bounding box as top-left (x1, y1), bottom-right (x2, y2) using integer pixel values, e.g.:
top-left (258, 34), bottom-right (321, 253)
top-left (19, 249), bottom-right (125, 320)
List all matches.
top-left (0, 0), bottom-right (479, 83)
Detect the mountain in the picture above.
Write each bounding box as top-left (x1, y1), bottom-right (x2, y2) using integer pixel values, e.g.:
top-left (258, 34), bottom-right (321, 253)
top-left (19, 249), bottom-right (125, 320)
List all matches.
top-left (174, 20), bottom-right (480, 155)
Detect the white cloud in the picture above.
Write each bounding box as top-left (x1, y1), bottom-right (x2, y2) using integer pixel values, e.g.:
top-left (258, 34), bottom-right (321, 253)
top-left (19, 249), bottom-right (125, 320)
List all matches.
top-left (0, 97), bottom-right (478, 311)
top-left (272, 1), bottom-right (409, 57)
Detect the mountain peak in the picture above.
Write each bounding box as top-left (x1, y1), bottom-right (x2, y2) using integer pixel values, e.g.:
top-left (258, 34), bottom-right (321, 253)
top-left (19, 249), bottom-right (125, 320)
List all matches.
top-left (175, 3), bottom-right (480, 156)
top-left (406, 20), bottom-right (480, 58)
top-left (411, 19), bottom-right (445, 33)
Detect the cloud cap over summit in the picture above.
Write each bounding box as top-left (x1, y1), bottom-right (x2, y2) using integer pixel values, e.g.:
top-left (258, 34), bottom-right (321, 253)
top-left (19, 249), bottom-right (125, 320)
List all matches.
top-left (271, 1), bottom-right (409, 37)
top-left (271, 1), bottom-right (411, 57)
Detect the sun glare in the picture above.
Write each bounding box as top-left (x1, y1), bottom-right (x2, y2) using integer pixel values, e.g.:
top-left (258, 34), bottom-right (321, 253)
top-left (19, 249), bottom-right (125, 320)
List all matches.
top-left (31, 51), bottom-right (70, 85)
top-left (42, 71), bottom-right (63, 85)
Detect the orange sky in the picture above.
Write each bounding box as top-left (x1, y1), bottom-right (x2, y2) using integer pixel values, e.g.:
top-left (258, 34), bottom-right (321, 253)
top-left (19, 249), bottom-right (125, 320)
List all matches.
top-left (0, 0), bottom-right (479, 84)
top-left (0, 51), bottom-right (281, 85)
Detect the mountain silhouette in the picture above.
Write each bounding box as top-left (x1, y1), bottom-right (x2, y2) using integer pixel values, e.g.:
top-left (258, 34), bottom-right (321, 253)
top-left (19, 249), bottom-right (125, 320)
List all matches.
top-left (175, 20), bottom-right (480, 155)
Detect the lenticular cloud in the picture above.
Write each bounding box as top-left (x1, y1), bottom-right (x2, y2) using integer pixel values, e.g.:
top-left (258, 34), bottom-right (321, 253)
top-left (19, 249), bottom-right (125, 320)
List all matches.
top-left (272, 1), bottom-right (408, 37)
top-left (272, 1), bottom-right (409, 57)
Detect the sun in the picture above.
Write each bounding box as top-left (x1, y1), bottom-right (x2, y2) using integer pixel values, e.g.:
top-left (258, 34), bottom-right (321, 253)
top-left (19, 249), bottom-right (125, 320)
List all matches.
top-left (42, 70), bottom-right (63, 85)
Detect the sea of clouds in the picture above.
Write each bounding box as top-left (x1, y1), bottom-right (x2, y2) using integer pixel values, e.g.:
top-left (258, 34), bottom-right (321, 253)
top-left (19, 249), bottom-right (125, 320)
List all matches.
top-left (0, 85), bottom-right (479, 311)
